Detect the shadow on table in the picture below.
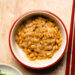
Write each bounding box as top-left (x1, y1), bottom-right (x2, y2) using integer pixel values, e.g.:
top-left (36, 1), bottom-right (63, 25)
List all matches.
top-left (22, 55), bottom-right (65, 75)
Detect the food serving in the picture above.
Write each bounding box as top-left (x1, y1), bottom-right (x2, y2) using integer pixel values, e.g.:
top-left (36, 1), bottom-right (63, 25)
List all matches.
top-left (15, 16), bottom-right (62, 61)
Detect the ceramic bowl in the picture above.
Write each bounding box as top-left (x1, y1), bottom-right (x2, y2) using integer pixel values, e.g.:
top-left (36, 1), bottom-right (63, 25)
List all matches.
top-left (9, 10), bottom-right (68, 69)
top-left (0, 64), bottom-right (22, 75)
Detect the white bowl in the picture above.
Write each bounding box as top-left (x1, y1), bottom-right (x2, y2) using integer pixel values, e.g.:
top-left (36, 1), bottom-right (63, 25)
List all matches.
top-left (9, 10), bottom-right (68, 69)
top-left (0, 64), bottom-right (22, 75)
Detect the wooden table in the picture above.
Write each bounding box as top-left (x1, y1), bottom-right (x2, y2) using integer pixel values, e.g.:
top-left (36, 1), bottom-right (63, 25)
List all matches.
top-left (0, 0), bottom-right (73, 75)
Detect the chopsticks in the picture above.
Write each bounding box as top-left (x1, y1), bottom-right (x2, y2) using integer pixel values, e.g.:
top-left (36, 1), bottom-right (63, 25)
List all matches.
top-left (65, 0), bottom-right (75, 75)
top-left (71, 23), bottom-right (75, 75)
top-left (71, 8), bottom-right (75, 75)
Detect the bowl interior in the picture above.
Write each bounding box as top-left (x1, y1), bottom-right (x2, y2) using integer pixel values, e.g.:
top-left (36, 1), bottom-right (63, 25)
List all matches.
top-left (10, 12), bottom-right (67, 68)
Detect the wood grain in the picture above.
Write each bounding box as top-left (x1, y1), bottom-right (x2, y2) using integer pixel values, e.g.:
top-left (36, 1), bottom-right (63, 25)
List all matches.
top-left (0, 0), bottom-right (73, 75)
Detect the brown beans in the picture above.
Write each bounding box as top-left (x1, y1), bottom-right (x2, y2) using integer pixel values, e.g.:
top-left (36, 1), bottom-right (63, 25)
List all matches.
top-left (30, 45), bottom-right (36, 49)
top-left (33, 38), bottom-right (40, 43)
top-left (15, 17), bottom-right (62, 61)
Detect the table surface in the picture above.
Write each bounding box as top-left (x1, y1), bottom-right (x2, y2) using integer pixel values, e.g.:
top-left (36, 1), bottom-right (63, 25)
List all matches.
top-left (0, 0), bottom-right (73, 75)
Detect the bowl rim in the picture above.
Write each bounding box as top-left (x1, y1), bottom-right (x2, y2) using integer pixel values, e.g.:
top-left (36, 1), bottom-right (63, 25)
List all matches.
top-left (0, 63), bottom-right (22, 75)
top-left (9, 10), bottom-right (68, 70)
